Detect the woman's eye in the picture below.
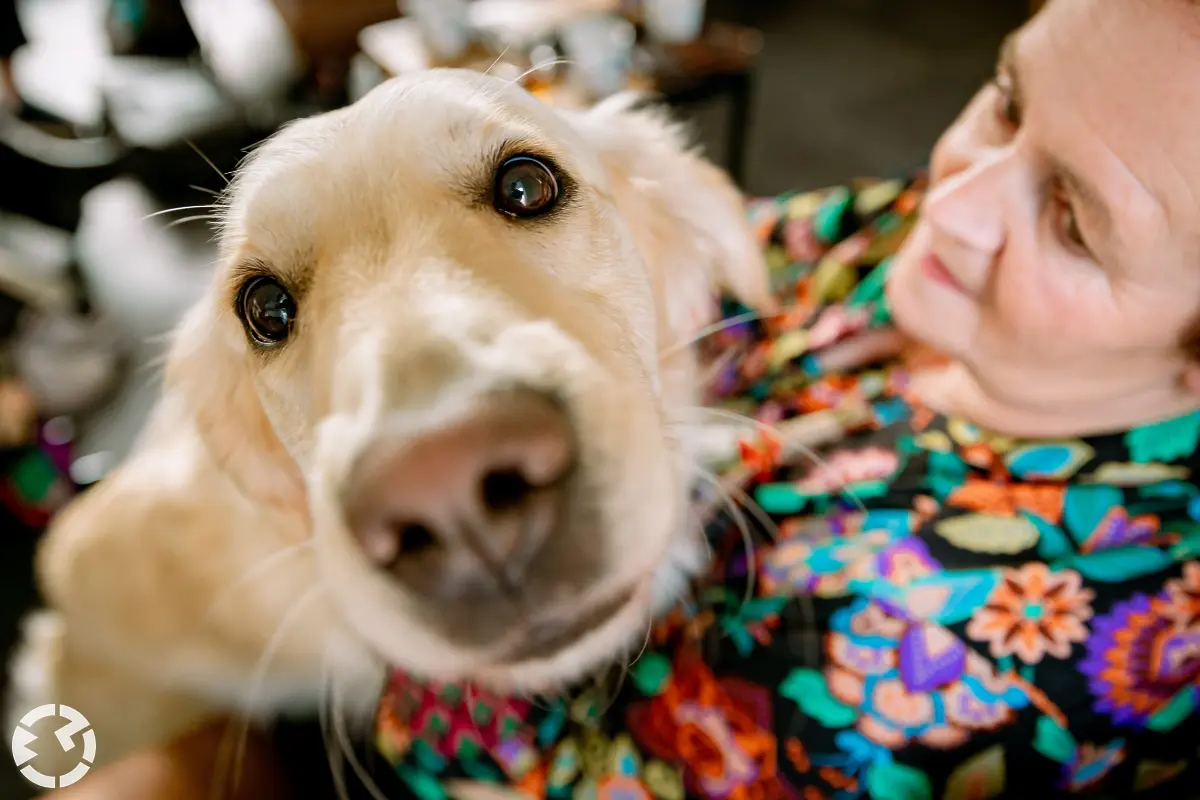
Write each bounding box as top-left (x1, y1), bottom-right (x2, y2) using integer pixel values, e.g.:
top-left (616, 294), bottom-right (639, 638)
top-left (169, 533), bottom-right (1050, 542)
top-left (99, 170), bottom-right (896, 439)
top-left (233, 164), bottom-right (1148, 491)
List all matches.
top-left (992, 74), bottom-right (1021, 128)
top-left (1053, 193), bottom-right (1089, 253)
top-left (493, 155), bottom-right (560, 219)
top-left (238, 276), bottom-right (296, 345)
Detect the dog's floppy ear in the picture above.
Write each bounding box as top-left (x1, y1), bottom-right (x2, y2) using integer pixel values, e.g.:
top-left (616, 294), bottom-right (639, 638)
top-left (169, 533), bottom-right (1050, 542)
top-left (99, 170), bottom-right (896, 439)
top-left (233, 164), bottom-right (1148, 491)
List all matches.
top-left (159, 295), bottom-right (307, 514)
top-left (568, 93), bottom-right (776, 341)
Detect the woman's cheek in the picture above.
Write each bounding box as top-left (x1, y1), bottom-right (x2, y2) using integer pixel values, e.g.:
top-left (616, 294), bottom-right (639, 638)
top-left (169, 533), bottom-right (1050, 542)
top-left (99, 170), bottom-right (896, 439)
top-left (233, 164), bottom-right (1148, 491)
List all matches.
top-left (985, 251), bottom-right (1087, 342)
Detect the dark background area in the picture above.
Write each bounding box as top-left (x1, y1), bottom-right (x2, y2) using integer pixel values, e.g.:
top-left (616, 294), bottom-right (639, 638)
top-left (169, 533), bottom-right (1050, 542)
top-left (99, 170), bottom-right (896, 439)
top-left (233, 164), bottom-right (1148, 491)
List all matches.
top-left (0, 0), bottom-right (1026, 796)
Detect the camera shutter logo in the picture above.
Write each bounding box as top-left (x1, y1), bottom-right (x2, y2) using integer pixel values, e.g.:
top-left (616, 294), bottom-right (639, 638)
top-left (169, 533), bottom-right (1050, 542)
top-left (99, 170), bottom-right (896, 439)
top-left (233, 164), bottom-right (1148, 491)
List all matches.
top-left (11, 704), bottom-right (97, 789)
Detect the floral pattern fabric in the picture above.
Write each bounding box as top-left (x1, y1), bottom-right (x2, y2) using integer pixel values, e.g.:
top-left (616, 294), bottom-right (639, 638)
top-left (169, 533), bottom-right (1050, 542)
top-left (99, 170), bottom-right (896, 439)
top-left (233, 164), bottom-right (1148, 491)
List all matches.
top-left (369, 175), bottom-right (1200, 799)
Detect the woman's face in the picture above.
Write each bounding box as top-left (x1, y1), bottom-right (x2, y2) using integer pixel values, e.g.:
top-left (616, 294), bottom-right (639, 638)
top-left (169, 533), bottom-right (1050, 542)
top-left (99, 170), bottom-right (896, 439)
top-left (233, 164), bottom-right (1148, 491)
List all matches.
top-left (887, 0), bottom-right (1200, 416)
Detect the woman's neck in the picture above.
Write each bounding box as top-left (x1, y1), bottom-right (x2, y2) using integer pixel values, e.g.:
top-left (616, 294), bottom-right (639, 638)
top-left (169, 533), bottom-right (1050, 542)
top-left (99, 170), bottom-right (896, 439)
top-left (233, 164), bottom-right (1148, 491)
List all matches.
top-left (911, 360), bottom-right (1200, 439)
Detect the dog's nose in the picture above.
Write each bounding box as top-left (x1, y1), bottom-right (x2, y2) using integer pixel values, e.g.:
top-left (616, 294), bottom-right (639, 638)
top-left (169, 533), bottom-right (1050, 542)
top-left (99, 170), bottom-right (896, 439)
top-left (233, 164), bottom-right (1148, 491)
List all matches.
top-left (343, 389), bottom-right (576, 598)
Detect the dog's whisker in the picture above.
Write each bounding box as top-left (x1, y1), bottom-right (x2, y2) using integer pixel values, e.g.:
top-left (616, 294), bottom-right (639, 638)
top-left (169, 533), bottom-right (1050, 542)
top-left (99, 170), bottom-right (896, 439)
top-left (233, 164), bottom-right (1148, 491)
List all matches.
top-left (683, 457), bottom-right (757, 609)
top-left (199, 545), bottom-right (318, 798)
top-left (163, 213), bottom-right (218, 231)
top-left (209, 588), bottom-right (319, 798)
top-left (464, 682), bottom-right (494, 756)
top-left (320, 654), bottom-right (354, 800)
top-left (518, 685), bottom-right (555, 713)
top-left (229, 587), bottom-right (323, 793)
top-left (192, 541), bottom-right (315, 638)
top-left (209, 708), bottom-right (242, 800)
top-left (685, 503), bottom-right (715, 564)
top-left (594, 660), bottom-right (627, 719)
top-left (696, 345), bottom-right (745, 391)
top-left (186, 138), bottom-right (231, 185)
top-left (483, 45), bottom-right (512, 77)
top-left (659, 307), bottom-right (793, 362)
top-left (330, 667), bottom-right (390, 800)
top-left (715, 477), bottom-right (781, 542)
top-left (497, 57), bottom-right (575, 95)
top-left (630, 614), bottom-right (654, 667)
top-left (678, 412), bottom-right (829, 671)
top-left (680, 405), bottom-right (868, 514)
top-left (190, 183), bottom-right (223, 197)
top-left (140, 204), bottom-right (213, 221)
top-left (599, 615), bottom-right (652, 717)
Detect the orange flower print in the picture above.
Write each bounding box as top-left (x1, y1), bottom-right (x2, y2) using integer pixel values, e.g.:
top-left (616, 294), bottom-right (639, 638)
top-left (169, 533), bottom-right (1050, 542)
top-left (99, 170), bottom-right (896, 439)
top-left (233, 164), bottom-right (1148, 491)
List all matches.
top-left (966, 564), bottom-right (1094, 664)
top-left (784, 738), bottom-right (810, 773)
top-left (796, 374), bottom-right (861, 414)
top-left (867, 679), bottom-right (935, 747)
top-left (626, 655), bottom-right (796, 800)
top-left (947, 478), bottom-right (1065, 524)
top-left (960, 443), bottom-right (995, 470)
top-left (738, 431), bottom-right (783, 479)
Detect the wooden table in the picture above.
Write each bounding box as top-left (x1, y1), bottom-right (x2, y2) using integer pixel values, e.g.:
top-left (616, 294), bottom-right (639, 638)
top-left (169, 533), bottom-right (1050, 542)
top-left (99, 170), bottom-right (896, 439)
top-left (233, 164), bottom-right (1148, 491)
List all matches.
top-left (357, 15), bottom-right (762, 186)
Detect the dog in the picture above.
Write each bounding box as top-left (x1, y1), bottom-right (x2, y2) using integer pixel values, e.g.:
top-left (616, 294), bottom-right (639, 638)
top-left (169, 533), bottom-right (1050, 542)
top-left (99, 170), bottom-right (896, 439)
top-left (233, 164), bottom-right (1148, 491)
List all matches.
top-left (7, 68), bottom-right (775, 772)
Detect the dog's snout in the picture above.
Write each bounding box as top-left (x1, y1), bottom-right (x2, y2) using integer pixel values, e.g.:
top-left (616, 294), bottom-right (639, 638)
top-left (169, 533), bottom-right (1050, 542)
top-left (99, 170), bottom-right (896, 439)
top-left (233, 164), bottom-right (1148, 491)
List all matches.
top-left (343, 389), bottom-right (577, 598)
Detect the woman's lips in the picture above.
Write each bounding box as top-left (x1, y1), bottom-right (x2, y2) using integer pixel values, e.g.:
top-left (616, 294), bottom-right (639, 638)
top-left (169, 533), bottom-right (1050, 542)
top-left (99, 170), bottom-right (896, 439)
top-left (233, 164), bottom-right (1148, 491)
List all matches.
top-left (919, 251), bottom-right (967, 294)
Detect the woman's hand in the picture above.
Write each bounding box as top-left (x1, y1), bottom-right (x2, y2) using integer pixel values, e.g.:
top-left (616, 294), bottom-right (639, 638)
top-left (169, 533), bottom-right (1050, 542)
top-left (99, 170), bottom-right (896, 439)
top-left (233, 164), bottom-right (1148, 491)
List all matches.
top-left (44, 717), bottom-right (292, 800)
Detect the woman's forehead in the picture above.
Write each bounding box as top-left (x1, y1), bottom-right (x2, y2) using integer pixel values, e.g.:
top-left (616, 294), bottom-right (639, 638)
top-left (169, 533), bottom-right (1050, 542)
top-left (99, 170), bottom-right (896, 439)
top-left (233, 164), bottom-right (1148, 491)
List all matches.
top-left (1020, 0), bottom-right (1200, 257)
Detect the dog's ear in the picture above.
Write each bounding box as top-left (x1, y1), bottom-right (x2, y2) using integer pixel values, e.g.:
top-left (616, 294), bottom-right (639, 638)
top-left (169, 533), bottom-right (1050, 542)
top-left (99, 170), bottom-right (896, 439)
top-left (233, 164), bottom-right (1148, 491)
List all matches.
top-left (160, 295), bottom-right (307, 514)
top-left (568, 94), bottom-right (776, 341)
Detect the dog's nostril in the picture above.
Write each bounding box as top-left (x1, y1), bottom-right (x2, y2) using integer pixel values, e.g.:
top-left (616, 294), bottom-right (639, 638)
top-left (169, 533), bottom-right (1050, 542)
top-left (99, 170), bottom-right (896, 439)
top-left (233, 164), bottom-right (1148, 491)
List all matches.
top-left (345, 388), bottom-right (579, 593)
top-left (481, 468), bottom-right (535, 513)
top-left (391, 520), bottom-right (439, 556)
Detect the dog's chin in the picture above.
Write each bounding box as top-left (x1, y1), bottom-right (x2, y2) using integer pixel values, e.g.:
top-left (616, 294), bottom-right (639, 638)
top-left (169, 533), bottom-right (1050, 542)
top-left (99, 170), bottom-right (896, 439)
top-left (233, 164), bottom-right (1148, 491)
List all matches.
top-left (357, 579), bottom-right (656, 696)
top-left (469, 580), bottom-right (656, 695)
top-left (385, 535), bottom-right (705, 695)
top-left (340, 516), bottom-right (707, 696)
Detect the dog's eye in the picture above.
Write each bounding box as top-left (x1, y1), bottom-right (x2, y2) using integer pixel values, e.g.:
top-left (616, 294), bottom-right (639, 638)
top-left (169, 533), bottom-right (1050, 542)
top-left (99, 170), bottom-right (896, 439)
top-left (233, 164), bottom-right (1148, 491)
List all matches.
top-left (493, 156), bottom-right (559, 218)
top-left (239, 276), bottom-right (296, 345)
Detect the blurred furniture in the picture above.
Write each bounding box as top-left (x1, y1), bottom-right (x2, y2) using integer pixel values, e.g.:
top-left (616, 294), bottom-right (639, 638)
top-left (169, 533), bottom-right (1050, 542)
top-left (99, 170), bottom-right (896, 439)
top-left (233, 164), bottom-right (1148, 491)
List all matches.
top-left (357, 12), bottom-right (762, 185)
top-left (271, 0), bottom-right (400, 94)
top-left (638, 22), bottom-right (761, 186)
top-left (106, 0), bottom-right (200, 59)
top-left (0, 213), bottom-right (76, 316)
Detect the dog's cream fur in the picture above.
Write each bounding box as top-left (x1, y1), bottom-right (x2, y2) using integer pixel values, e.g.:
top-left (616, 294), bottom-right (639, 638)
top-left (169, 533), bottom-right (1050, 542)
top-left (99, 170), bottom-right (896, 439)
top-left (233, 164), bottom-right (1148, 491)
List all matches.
top-left (7, 70), bottom-right (772, 769)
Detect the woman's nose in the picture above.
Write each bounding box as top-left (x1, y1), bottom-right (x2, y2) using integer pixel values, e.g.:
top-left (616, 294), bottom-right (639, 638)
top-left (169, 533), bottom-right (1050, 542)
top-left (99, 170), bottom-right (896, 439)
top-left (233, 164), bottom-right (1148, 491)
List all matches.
top-left (921, 152), bottom-right (1010, 257)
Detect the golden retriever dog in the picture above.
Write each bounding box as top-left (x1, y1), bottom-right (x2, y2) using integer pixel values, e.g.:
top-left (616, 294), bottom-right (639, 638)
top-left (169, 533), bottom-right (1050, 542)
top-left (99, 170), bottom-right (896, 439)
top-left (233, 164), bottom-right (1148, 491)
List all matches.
top-left (6, 68), bottom-right (773, 774)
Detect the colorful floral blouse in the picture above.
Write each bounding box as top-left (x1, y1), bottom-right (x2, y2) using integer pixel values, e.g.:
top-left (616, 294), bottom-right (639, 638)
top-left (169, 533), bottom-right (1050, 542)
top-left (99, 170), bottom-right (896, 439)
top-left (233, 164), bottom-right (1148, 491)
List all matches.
top-left (366, 175), bottom-right (1200, 800)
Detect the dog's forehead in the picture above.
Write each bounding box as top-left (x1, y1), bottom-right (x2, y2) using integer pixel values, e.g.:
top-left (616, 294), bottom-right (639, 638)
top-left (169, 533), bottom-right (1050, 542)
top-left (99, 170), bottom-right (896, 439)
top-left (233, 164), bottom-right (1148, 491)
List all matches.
top-left (218, 70), bottom-right (606, 255)
top-left (256, 70), bottom-right (595, 184)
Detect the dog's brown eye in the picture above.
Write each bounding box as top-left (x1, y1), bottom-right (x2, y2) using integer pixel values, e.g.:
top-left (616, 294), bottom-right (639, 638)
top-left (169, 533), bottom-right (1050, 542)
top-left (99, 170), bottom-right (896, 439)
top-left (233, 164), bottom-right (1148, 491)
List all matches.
top-left (493, 156), bottom-right (559, 218)
top-left (239, 276), bottom-right (296, 345)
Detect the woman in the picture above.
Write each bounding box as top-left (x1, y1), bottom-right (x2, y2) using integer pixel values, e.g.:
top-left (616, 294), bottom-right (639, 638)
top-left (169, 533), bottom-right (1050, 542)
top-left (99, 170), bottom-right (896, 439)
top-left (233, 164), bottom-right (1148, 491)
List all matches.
top-left (364, 0), bottom-right (1200, 797)
top-left (58, 0), bottom-right (1200, 796)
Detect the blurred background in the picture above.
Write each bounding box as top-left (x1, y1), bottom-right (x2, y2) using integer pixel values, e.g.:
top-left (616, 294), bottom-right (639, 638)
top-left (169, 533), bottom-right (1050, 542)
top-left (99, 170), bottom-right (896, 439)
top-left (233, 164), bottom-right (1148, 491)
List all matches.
top-left (0, 0), bottom-right (1027, 795)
